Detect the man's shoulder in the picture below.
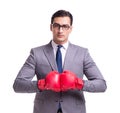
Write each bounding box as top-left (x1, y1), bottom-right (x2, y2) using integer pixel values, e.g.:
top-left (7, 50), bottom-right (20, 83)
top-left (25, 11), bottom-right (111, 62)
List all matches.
top-left (32, 42), bottom-right (51, 50)
top-left (69, 42), bottom-right (88, 51)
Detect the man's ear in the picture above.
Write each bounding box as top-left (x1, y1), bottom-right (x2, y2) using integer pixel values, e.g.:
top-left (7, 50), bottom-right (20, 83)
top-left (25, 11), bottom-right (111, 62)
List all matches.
top-left (69, 26), bottom-right (73, 33)
top-left (50, 24), bottom-right (52, 31)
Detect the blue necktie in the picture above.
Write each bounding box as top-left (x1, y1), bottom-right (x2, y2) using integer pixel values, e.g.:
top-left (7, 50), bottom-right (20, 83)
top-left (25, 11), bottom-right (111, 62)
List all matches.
top-left (56, 45), bottom-right (63, 73)
top-left (56, 45), bottom-right (63, 113)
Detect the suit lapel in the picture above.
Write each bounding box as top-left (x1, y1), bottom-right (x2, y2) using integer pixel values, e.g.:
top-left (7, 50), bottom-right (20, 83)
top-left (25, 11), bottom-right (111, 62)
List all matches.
top-left (43, 42), bottom-right (58, 71)
top-left (43, 42), bottom-right (77, 72)
top-left (63, 43), bottom-right (77, 71)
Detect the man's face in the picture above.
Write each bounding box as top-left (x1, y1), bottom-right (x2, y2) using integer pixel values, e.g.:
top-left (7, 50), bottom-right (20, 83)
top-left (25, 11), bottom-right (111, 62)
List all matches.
top-left (50, 17), bottom-right (72, 44)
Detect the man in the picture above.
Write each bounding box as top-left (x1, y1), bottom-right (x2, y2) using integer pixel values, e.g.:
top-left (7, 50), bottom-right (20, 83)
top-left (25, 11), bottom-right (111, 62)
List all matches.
top-left (13, 10), bottom-right (107, 113)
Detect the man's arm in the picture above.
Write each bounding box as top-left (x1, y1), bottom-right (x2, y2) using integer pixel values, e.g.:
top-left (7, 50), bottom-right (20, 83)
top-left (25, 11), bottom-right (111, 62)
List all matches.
top-left (13, 49), bottom-right (39, 93)
top-left (82, 50), bottom-right (107, 92)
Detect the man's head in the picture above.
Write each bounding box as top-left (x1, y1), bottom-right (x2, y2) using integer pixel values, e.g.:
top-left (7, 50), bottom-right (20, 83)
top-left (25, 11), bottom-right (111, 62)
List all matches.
top-left (51, 10), bottom-right (73, 25)
top-left (50, 10), bottom-right (73, 44)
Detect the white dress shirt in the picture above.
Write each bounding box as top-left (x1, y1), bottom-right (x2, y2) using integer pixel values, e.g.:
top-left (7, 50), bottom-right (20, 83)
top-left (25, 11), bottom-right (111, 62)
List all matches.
top-left (51, 40), bottom-right (69, 67)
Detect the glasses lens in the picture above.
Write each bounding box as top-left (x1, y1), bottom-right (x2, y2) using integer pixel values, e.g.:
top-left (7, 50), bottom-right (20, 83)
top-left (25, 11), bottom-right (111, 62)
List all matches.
top-left (53, 23), bottom-right (60, 29)
top-left (62, 25), bottom-right (70, 30)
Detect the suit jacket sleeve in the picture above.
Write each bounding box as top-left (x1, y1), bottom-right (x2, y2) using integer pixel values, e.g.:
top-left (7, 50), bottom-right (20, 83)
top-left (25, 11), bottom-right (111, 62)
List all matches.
top-left (13, 49), bottom-right (39, 93)
top-left (82, 49), bottom-right (107, 92)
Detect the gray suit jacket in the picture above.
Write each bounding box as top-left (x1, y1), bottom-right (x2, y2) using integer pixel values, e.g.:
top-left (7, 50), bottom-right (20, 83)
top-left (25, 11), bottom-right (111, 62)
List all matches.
top-left (13, 41), bottom-right (107, 113)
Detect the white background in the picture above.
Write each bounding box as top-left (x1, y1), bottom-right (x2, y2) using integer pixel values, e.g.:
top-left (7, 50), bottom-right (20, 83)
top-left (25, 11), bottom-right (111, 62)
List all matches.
top-left (0, 0), bottom-right (120, 113)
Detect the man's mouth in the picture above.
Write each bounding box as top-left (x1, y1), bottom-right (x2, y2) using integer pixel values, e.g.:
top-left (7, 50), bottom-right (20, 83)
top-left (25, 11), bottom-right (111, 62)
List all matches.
top-left (58, 34), bottom-right (64, 38)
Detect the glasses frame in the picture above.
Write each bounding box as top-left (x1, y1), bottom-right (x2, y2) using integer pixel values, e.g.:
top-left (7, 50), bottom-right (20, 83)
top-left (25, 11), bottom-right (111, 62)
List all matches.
top-left (52, 23), bottom-right (71, 31)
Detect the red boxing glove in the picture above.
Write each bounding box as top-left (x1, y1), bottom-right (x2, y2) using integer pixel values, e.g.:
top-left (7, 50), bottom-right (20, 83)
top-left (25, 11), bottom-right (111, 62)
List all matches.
top-left (38, 71), bottom-right (61, 92)
top-left (76, 77), bottom-right (84, 90)
top-left (38, 79), bottom-right (45, 90)
top-left (60, 70), bottom-right (84, 91)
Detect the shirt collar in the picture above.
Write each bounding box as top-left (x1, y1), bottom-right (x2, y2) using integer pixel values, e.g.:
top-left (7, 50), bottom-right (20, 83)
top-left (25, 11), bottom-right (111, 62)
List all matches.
top-left (51, 40), bottom-right (69, 50)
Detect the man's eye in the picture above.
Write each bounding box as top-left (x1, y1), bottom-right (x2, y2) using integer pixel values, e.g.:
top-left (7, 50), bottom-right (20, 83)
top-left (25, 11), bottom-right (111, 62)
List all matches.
top-left (63, 25), bottom-right (70, 30)
top-left (63, 25), bottom-right (69, 28)
top-left (53, 23), bottom-right (59, 28)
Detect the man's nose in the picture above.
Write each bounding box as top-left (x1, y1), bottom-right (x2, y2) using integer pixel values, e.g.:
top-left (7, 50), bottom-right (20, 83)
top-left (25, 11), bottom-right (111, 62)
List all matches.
top-left (58, 27), bottom-right (64, 32)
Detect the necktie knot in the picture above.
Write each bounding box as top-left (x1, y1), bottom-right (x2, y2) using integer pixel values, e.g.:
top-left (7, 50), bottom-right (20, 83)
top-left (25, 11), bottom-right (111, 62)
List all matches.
top-left (57, 45), bottom-right (62, 49)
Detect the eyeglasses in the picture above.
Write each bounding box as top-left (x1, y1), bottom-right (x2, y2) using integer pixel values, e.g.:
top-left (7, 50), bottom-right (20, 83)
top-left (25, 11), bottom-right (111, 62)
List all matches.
top-left (52, 23), bottom-right (71, 31)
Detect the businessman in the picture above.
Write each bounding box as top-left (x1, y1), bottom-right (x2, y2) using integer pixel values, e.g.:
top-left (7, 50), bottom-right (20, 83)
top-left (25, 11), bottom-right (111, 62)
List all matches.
top-left (13, 10), bottom-right (107, 113)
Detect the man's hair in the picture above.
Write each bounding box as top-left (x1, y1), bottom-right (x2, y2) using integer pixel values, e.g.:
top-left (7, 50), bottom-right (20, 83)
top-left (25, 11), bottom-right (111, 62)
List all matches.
top-left (51, 10), bottom-right (73, 25)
